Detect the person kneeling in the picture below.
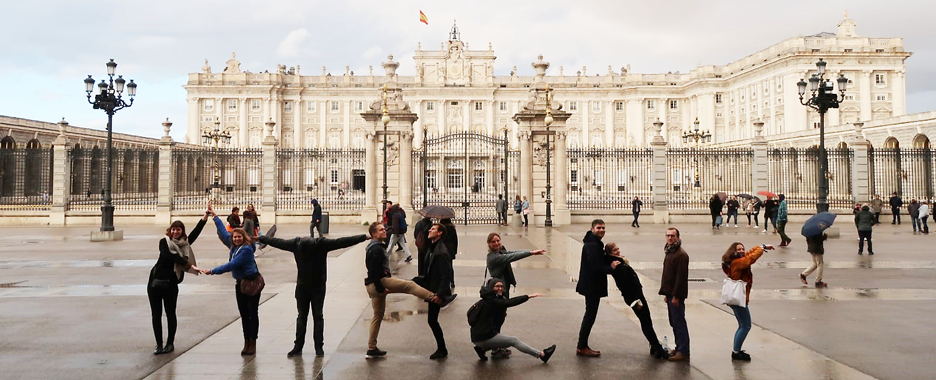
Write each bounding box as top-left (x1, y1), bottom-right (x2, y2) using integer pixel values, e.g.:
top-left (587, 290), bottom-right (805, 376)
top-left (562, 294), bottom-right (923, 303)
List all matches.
top-left (469, 278), bottom-right (556, 363)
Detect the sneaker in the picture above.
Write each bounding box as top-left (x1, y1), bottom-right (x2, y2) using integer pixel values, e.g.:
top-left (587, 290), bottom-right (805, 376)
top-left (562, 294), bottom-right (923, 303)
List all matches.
top-left (858, 251), bottom-right (863, 255)
top-left (490, 348), bottom-right (510, 359)
top-left (365, 348), bottom-right (387, 358)
top-left (869, 252), bottom-right (875, 255)
top-left (815, 281), bottom-right (828, 288)
top-left (429, 349), bottom-right (448, 360)
top-left (541, 345), bottom-right (557, 363)
top-left (404, 255), bottom-right (413, 263)
top-left (799, 273), bottom-right (808, 285)
top-left (315, 346), bottom-right (324, 357)
top-left (731, 350), bottom-right (752, 361)
top-left (474, 346), bottom-right (488, 361)
top-left (287, 346), bottom-right (302, 357)
top-left (785, 240), bottom-right (793, 247)
top-left (650, 347), bottom-right (671, 359)
top-left (761, 229), bottom-right (767, 233)
top-left (734, 224), bottom-right (738, 228)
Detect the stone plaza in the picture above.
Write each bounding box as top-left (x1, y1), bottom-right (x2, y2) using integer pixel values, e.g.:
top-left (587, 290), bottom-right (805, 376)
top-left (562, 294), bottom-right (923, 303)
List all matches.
top-left (1, 220), bottom-right (934, 380)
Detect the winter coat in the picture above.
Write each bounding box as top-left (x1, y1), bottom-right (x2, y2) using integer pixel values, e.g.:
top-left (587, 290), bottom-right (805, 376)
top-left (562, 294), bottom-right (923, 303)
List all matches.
top-left (806, 234), bottom-right (827, 255)
top-left (575, 231), bottom-right (613, 298)
top-left (753, 199), bottom-right (763, 212)
top-left (855, 210), bottom-right (875, 231)
top-left (722, 245), bottom-right (765, 304)
top-left (496, 199), bottom-right (507, 213)
top-left (607, 256), bottom-right (644, 305)
top-left (909, 202), bottom-right (921, 218)
top-left (920, 204), bottom-right (930, 218)
top-left (209, 217), bottom-right (258, 280)
top-left (709, 197), bottom-right (724, 215)
top-left (514, 200), bottom-right (522, 213)
top-left (413, 218), bottom-right (433, 276)
top-left (226, 214), bottom-right (242, 229)
top-left (870, 198), bottom-right (884, 213)
top-left (389, 206), bottom-right (408, 235)
top-left (470, 278), bottom-right (530, 343)
top-left (311, 200), bottom-right (322, 223)
top-left (890, 196), bottom-right (903, 208)
top-left (441, 221), bottom-right (458, 258)
top-left (764, 199), bottom-right (779, 216)
top-left (149, 219), bottom-right (206, 284)
top-left (632, 199), bottom-right (643, 213)
top-left (364, 240), bottom-right (390, 293)
top-left (260, 234), bottom-right (367, 289)
top-left (659, 245), bottom-right (689, 299)
top-left (777, 200), bottom-right (789, 222)
top-left (486, 246), bottom-right (532, 289)
top-left (424, 240), bottom-right (454, 297)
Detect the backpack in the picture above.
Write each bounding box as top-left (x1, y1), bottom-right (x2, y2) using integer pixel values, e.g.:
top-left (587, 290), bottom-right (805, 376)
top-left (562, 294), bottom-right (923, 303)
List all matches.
top-left (395, 212), bottom-right (408, 234)
top-left (466, 299), bottom-right (486, 326)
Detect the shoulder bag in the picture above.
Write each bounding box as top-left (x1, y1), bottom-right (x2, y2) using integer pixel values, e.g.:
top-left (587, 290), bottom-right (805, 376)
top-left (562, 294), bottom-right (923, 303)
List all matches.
top-left (721, 278), bottom-right (747, 307)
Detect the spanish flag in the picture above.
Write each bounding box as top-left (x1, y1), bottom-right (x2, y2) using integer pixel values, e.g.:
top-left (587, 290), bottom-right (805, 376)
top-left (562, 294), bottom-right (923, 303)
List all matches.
top-left (419, 10), bottom-right (428, 25)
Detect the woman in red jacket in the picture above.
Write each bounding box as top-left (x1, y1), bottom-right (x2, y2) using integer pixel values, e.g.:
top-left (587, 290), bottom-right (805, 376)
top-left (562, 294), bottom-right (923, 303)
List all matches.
top-left (721, 242), bottom-right (774, 361)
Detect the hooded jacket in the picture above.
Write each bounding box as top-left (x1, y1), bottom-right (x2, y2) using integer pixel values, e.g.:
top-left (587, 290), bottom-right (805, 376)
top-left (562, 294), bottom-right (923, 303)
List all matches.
top-left (470, 278), bottom-right (530, 343)
top-left (311, 199), bottom-right (322, 223)
top-left (777, 199), bottom-right (789, 222)
top-left (575, 230), bottom-right (613, 297)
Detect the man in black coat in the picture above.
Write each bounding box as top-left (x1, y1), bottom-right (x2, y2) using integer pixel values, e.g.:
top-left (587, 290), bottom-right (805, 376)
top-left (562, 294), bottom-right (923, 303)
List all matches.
top-left (890, 192), bottom-right (903, 225)
top-left (310, 199), bottom-right (323, 238)
top-left (709, 195), bottom-right (723, 230)
top-left (424, 223), bottom-right (456, 359)
top-left (412, 216), bottom-right (433, 272)
top-left (258, 230), bottom-right (369, 357)
top-left (575, 219), bottom-right (619, 357)
top-left (631, 196), bottom-right (643, 228)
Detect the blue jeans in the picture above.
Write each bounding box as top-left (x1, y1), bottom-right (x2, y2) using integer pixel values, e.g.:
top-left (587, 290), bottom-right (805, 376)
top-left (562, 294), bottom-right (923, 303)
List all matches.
top-left (912, 217), bottom-right (920, 231)
top-left (729, 305), bottom-right (751, 352)
top-left (666, 297), bottom-right (690, 356)
top-left (728, 210), bottom-right (738, 224)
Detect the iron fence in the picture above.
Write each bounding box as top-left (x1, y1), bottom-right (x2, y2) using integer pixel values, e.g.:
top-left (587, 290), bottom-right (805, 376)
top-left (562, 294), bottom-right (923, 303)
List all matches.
top-left (767, 148), bottom-right (852, 210)
top-left (870, 148), bottom-right (935, 202)
top-left (566, 147), bottom-right (653, 209)
top-left (171, 148), bottom-right (262, 211)
top-left (276, 148), bottom-right (366, 211)
top-left (68, 147), bottom-right (159, 210)
top-left (0, 147), bottom-right (54, 210)
top-left (666, 148), bottom-right (753, 210)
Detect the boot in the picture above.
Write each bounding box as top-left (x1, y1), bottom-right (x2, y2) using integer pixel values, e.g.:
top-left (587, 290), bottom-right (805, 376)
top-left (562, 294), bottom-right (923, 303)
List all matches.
top-left (244, 339), bottom-right (257, 356)
top-left (241, 339), bottom-right (249, 355)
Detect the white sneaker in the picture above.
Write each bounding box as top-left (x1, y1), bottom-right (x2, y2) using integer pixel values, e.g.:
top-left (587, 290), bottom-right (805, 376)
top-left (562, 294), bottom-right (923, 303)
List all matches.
top-left (734, 224), bottom-right (738, 228)
top-left (761, 229), bottom-right (767, 233)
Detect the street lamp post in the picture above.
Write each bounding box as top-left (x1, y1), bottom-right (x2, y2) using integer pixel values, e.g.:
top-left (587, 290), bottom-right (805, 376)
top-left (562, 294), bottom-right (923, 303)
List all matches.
top-left (380, 85), bottom-right (391, 220)
top-left (84, 59), bottom-right (137, 232)
top-left (682, 118), bottom-right (712, 147)
top-left (202, 118), bottom-right (233, 203)
top-left (798, 58), bottom-right (848, 213)
top-left (544, 84), bottom-right (554, 227)
top-left (423, 125), bottom-right (429, 208)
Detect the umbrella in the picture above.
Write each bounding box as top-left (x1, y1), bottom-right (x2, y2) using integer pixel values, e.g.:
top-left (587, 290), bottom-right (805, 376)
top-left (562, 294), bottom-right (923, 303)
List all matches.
top-left (716, 192), bottom-right (728, 202)
top-left (757, 190), bottom-right (777, 199)
top-left (736, 194), bottom-right (753, 200)
top-left (801, 212), bottom-right (836, 237)
top-left (418, 205), bottom-right (456, 219)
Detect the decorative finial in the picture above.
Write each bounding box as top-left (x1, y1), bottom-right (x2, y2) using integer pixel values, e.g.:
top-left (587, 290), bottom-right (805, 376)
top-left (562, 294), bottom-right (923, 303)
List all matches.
top-left (57, 118), bottom-right (68, 136)
top-left (162, 118), bottom-right (172, 137)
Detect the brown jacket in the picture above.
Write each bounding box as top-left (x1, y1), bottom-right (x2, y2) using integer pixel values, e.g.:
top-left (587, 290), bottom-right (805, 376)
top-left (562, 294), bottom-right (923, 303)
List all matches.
top-left (659, 247), bottom-right (689, 300)
top-left (722, 246), bottom-right (765, 304)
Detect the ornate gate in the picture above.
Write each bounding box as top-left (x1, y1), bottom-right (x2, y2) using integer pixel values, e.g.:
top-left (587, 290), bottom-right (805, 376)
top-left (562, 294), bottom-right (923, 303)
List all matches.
top-left (413, 131), bottom-right (519, 224)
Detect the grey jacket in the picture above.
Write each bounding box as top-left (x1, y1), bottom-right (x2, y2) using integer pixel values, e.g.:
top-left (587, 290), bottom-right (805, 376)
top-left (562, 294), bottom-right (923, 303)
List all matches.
top-left (486, 247), bottom-right (532, 288)
top-left (870, 198), bottom-right (884, 213)
top-left (495, 199), bottom-right (507, 213)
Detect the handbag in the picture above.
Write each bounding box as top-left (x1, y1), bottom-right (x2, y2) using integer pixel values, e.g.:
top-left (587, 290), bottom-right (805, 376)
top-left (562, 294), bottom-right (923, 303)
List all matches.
top-left (240, 273), bottom-right (265, 296)
top-left (715, 215), bottom-right (723, 226)
top-left (523, 208), bottom-right (531, 215)
top-left (721, 278), bottom-right (747, 307)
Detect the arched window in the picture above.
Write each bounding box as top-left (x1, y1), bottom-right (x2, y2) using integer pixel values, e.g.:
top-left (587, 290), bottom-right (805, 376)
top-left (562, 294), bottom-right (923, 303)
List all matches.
top-left (836, 141), bottom-right (849, 150)
top-left (884, 137), bottom-right (899, 149)
top-left (0, 136), bottom-right (16, 197)
top-left (90, 147), bottom-right (103, 196)
top-left (0, 136), bottom-right (15, 149)
top-left (913, 134), bottom-right (930, 149)
top-left (24, 139), bottom-right (42, 196)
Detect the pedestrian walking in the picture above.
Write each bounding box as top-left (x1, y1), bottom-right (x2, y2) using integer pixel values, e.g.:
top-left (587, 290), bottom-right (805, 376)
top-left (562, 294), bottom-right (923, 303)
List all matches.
top-left (226, 206), bottom-right (242, 232)
top-left (256, 226), bottom-right (368, 357)
top-left (604, 242), bottom-right (669, 359)
top-left (727, 196), bottom-right (740, 227)
top-left (575, 219), bottom-right (619, 357)
top-left (871, 195), bottom-right (884, 224)
top-left (632, 196), bottom-right (643, 228)
top-left (751, 197), bottom-right (762, 228)
top-left (147, 214), bottom-right (209, 355)
top-left (521, 196), bottom-right (531, 227)
top-left (484, 233), bottom-right (545, 358)
top-left (909, 199), bottom-right (921, 232)
top-left (709, 194), bottom-right (724, 230)
top-left (777, 194), bottom-right (792, 247)
top-left (856, 205), bottom-right (875, 255)
top-left (659, 227), bottom-right (690, 361)
top-left (721, 242), bottom-right (775, 361)
top-left (422, 223), bottom-right (456, 359)
top-left (800, 233), bottom-right (828, 288)
top-left (470, 278), bottom-right (556, 363)
top-left (385, 204), bottom-right (414, 264)
top-left (364, 223), bottom-right (454, 358)
top-left (310, 199), bottom-right (323, 238)
top-left (411, 216), bottom-right (433, 268)
top-left (762, 197), bottom-right (778, 233)
top-left (890, 192), bottom-right (903, 224)
top-left (201, 206), bottom-right (263, 356)
top-left (496, 194), bottom-right (508, 226)
top-left (919, 200), bottom-right (930, 234)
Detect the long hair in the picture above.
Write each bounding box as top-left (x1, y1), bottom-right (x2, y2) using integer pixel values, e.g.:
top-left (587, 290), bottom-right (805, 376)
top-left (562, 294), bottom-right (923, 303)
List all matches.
top-left (721, 242), bottom-right (744, 266)
top-left (487, 232), bottom-right (500, 243)
top-left (230, 228), bottom-right (252, 246)
top-left (166, 220), bottom-right (188, 240)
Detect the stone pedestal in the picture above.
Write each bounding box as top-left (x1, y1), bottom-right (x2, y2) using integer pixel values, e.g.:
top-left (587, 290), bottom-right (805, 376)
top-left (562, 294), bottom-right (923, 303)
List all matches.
top-left (91, 230), bottom-right (124, 242)
top-left (260, 137), bottom-right (278, 226)
top-left (156, 137), bottom-right (174, 225)
top-left (50, 136), bottom-right (69, 226)
top-left (651, 137), bottom-right (669, 224)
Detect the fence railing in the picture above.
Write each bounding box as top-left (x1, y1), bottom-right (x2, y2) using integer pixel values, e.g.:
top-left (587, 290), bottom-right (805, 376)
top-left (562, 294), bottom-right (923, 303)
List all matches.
top-left (767, 148), bottom-right (852, 210)
top-left (171, 148), bottom-right (262, 211)
top-left (871, 148), bottom-right (935, 202)
top-left (567, 148), bottom-right (653, 209)
top-left (0, 148), bottom-right (53, 210)
top-left (68, 147), bottom-right (159, 211)
top-left (666, 148), bottom-right (753, 210)
top-left (276, 148), bottom-right (366, 211)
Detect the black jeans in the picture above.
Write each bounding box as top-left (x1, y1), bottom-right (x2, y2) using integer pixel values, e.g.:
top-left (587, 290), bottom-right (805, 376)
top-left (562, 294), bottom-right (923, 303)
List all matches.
top-left (632, 296), bottom-right (662, 351)
top-left (523, 213), bottom-right (529, 226)
top-left (147, 283), bottom-right (179, 346)
top-left (858, 230), bottom-right (873, 253)
top-left (892, 207), bottom-right (901, 224)
top-left (498, 211), bottom-right (508, 225)
top-left (577, 296), bottom-right (601, 349)
top-left (727, 210), bottom-right (738, 225)
top-left (873, 212), bottom-right (881, 224)
top-left (427, 303), bottom-right (446, 351)
top-left (309, 222), bottom-right (323, 238)
top-left (235, 281), bottom-right (262, 339)
top-left (632, 212), bottom-right (640, 227)
top-left (294, 286), bottom-right (326, 350)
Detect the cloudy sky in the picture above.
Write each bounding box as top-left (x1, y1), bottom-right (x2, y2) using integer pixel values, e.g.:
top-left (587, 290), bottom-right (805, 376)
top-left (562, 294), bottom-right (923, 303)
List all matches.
top-left (2, 1), bottom-right (934, 142)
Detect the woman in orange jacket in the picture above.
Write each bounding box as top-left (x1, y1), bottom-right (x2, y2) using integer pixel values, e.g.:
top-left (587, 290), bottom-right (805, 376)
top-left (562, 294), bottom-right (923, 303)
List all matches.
top-left (721, 242), bottom-right (774, 361)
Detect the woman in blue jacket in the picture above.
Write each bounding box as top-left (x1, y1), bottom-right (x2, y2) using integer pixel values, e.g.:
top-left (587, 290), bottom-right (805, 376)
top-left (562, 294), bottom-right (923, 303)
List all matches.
top-left (201, 207), bottom-right (263, 356)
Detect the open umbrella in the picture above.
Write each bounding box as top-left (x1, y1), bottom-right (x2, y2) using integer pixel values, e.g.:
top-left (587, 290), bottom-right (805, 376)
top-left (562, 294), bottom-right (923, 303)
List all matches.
top-left (736, 194), bottom-right (753, 200)
top-left (418, 205), bottom-right (456, 219)
top-left (757, 190), bottom-right (777, 199)
top-left (801, 212), bottom-right (836, 237)
top-left (716, 192), bottom-right (728, 202)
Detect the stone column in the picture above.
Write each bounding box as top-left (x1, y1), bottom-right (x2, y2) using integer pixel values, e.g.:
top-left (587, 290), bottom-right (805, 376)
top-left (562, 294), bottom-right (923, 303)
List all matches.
top-left (364, 131), bottom-right (377, 223)
top-left (439, 99), bottom-right (447, 134)
top-left (605, 100), bottom-right (614, 144)
top-left (156, 119), bottom-right (175, 225)
top-left (582, 101), bottom-right (590, 146)
top-left (519, 131), bottom-right (533, 206)
top-left (626, 98), bottom-right (643, 147)
top-left (187, 97), bottom-right (199, 145)
top-left (860, 70), bottom-right (873, 121)
top-left (294, 96), bottom-right (302, 148)
top-left (650, 120), bottom-right (669, 224)
top-left (851, 122), bottom-right (871, 204)
top-left (487, 100), bottom-right (495, 135)
top-left (892, 70), bottom-right (906, 116)
top-left (399, 131), bottom-right (413, 210)
top-left (260, 122), bottom-right (278, 226)
top-left (751, 121), bottom-right (769, 198)
top-left (239, 98), bottom-right (248, 148)
top-left (554, 131), bottom-right (570, 224)
top-left (49, 121), bottom-right (69, 226)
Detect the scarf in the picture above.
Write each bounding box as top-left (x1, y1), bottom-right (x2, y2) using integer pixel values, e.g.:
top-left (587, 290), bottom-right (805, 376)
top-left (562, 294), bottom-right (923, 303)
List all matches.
top-left (664, 239), bottom-right (682, 255)
top-left (164, 236), bottom-right (199, 281)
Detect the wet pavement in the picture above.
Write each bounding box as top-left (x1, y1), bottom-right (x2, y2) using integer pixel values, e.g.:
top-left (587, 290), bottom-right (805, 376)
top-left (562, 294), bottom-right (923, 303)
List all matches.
top-left (1, 221), bottom-right (934, 379)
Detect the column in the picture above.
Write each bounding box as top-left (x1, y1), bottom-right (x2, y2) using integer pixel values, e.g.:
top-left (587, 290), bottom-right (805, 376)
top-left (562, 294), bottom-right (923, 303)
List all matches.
top-left (415, 100), bottom-right (423, 147)
top-left (626, 98), bottom-right (643, 147)
top-left (860, 70), bottom-right (873, 121)
top-left (650, 125), bottom-right (669, 224)
top-left (49, 134), bottom-right (69, 226)
top-left (582, 101), bottom-right (589, 146)
top-left (399, 132), bottom-right (413, 210)
top-left (751, 138), bottom-right (769, 199)
top-left (439, 99), bottom-right (447, 134)
top-left (463, 100), bottom-right (470, 132)
top-left (187, 97), bottom-right (199, 145)
top-left (215, 97), bottom-right (223, 129)
top-left (487, 100), bottom-right (495, 135)
top-left (605, 100), bottom-right (614, 145)
top-left (364, 132), bottom-right (377, 221)
top-left (156, 138), bottom-right (174, 225)
top-left (239, 98), bottom-right (248, 148)
top-left (554, 131), bottom-right (570, 225)
top-left (851, 125), bottom-right (871, 205)
top-left (293, 96), bottom-right (302, 149)
top-left (519, 131), bottom-right (533, 205)
top-left (319, 100), bottom-right (327, 148)
top-left (343, 99), bottom-right (351, 146)
top-left (260, 132), bottom-right (278, 226)
top-left (701, 94), bottom-right (717, 141)
top-left (892, 70), bottom-right (906, 116)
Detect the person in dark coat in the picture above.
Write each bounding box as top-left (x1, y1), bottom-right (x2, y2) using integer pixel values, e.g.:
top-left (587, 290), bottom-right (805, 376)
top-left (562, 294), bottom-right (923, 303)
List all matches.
top-left (709, 195), bottom-right (724, 230)
top-left (890, 192), bottom-right (903, 225)
top-left (855, 205), bottom-right (875, 255)
top-left (659, 227), bottom-right (690, 361)
top-left (909, 199), bottom-right (921, 232)
top-left (631, 196), bottom-right (643, 228)
top-left (385, 204), bottom-right (413, 262)
top-left (575, 219), bottom-right (619, 357)
top-left (258, 227), bottom-right (369, 357)
top-left (147, 215), bottom-right (208, 355)
top-left (496, 194), bottom-right (508, 226)
top-left (412, 216), bottom-right (433, 271)
top-left (424, 223), bottom-right (456, 359)
top-left (470, 278), bottom-right (556, 363)
top-left (227, 206), bottom-right (242, 230)
top-left (484, 232), bottom-right (545, 358)
top-left (440, 218), bottom-right (458, 287)
top-left (801, 233), bottom-right (828, 288)
top-left (604, 242), bottom-right (669, 359)
top-left (762, 197), bottom-right (779, 233)
top-left (726, 196), bottom-right (740, 227)
top-left (310, 199), bottom-right (323, 238)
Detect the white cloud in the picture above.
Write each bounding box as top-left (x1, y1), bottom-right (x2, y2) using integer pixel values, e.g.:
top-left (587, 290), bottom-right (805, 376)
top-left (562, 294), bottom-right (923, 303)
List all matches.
top-left (277, 28), bottom-right (311, 58)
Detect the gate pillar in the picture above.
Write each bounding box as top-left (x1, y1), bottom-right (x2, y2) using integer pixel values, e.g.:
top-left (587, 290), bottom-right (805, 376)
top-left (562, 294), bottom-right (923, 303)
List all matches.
top-left (851, 122), bottom-right (871, 205)
top-left (650, 120), bottom-right (670, 224)
top-left (50, 124), bottom-right (69, 226)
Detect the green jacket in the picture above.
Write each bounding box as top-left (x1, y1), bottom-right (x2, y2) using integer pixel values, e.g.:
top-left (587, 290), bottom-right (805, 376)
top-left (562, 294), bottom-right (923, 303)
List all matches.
top-left (855, 210), bottom-right (875, 231)
top-left (777, 200), bottom-right (788, 222)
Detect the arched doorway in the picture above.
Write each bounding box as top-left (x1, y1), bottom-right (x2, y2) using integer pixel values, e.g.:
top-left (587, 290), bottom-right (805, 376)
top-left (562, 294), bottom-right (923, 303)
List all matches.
top-left (24, 139), bottom-right (42, 196)
top-left (0, 136), bottom-right (16, 197)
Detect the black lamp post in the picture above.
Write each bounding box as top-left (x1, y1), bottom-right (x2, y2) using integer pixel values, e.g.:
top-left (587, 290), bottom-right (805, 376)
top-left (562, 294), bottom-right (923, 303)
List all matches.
top-left (380, 85), bottom-right (391, 220)
top-left (84, 59), bottom-right (137, 232)
top-left (544, 84), bottom-right (554, 227)
top-left (202, 118), bottom-right (233, 203)
top-left (798, 58), bottom-right (848, 213)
